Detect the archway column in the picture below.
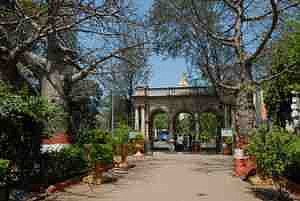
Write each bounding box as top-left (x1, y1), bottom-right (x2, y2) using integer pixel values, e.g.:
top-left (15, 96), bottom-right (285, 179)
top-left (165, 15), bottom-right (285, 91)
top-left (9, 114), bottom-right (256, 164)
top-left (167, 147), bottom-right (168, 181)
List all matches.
top-left (141, 106), bottom-right (145, 134)
top-left (134, 107), bottom-right (139, 131)
top-left (169, 113), bottom-right (175, 138)
top-left (194, 113), bottom-right (200, 134)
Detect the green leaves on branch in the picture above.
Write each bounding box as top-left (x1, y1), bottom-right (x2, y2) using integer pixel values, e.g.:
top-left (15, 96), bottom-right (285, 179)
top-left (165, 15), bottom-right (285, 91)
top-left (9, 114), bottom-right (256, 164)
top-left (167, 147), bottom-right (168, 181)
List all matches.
top-left (263, 20), bottom-right (300, 124)
top-left (198, 113), bottom-right (218, 142)
top-left (113, 123), bottom-right (131, 145)
top-left (76, 128), bottom-right (112, 145)
top-left (89, 143), bottom-right (113, 166)
top-left (0, 82), bottom-right (63, 127)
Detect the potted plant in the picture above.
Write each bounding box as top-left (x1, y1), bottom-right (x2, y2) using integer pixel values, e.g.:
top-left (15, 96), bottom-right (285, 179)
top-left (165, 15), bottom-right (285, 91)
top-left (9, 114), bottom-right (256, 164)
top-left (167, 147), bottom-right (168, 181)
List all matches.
top-left (0, 159), bottom-right (9, 201)
top-left (223, 137), bottom-right (233, 155)
top-left (113, 124), bottom-right (130, 168)
top-left (133, 132), bottom-right (144, 154)
top-left (89, 143), bottom-right (113, 184)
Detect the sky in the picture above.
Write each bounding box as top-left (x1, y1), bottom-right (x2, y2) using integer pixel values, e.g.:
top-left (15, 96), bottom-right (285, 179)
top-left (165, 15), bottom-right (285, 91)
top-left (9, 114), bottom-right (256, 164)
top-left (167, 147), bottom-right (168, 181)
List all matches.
top-left (137, 1), bottom-right (188, 88)
top-left (148, 56), bottom-right (187, 88)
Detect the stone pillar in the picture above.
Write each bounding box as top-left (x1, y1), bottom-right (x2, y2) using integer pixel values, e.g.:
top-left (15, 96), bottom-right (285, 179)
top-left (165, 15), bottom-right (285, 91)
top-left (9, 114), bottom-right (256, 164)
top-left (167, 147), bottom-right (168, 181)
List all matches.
top-left (135, 107), bottom-right (139, 131)
top-left (145, 114), bottom-right (150, 141)
top-left (141, 106), bottom-right (145, 134)
top-left (169, 114), bottom-right (175, 138)
top-left (194, 113), bottom-right (200, 134)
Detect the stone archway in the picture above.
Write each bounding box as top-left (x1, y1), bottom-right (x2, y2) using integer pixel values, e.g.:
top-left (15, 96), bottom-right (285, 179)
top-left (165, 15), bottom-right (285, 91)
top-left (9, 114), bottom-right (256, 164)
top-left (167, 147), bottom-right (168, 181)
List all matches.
top-left (149, 108), bottom-right (169, 141)
top-left (132, 86), bottom-right (233, 152)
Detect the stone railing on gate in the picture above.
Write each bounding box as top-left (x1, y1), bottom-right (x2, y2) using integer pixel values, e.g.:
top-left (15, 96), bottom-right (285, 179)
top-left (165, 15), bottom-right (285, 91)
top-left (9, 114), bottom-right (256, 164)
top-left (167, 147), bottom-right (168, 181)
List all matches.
top-left (133, 86), bottom-right (214, 97)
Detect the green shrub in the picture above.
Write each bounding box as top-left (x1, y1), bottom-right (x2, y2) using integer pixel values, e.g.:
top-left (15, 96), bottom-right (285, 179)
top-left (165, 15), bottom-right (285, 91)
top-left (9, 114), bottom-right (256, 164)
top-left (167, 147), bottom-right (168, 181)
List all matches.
top-left (133, 132), bottom-right (144, 141)
top-left (77, 128), bottom-right (112, 145)
top-left (0, 82), bottom-right (63, 186)
top-left (113, 123), bottom-right (131, 145)
top-left (0, 159), bottom-right (9, 183)
top-left (285, 137), bottom-right (300, 164)
top-left (284, 137), bottom-right (300, 182)
top-left (89, 144), bottom-right (113, 166)
top-left (46, 145), bottom-right (88, 182)
top-left (199, 113), bottom-right (218, 136)
top-left (247, 126), bottom-right (293, 178)
top-left (199, 130), bottom-right (210, 143)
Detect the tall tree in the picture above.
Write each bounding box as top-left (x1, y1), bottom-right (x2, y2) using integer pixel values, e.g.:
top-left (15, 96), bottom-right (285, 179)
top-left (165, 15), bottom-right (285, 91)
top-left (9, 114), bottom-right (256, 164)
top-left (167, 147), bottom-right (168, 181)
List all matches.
top-left (151, 0), bottom-right (299, 146)
top-left (264, 19), bottom-right (300, 127)
top-left (0, 0), bottom-right (147, 135)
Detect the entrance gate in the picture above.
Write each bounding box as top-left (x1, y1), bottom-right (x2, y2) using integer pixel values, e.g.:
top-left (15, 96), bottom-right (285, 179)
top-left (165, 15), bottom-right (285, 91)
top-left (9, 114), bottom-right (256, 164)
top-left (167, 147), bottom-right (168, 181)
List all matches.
top-left (132, 86), bottom-right (233, 151)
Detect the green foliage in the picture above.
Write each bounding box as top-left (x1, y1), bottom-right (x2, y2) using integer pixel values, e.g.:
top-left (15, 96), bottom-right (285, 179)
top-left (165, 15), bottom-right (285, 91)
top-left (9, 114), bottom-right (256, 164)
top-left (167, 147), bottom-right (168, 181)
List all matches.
top-left (224, 137), bottom-right (233, 146)
top-left (285, 137), bottom-right (300, 166)
top-left (0, 82), bottom-right (60, 123)
top-left (199, 113), bottom-right (218, 134)
top-left (0, 81), bottom-right (65, 135)
top-left (132, 132), bottom-right (144, 141)
top-left (153, 113), bottom-right (168, 130)
top-left (247, 126), bottom-right (294, 178)
top-left (0, 159), bottom-right (9, 183)
top-left (284, 137), bottom-right (300, 182)
top-left (176, 113), bottom-right (194, 135)
top-left (89, 143), bottom-right (113, 166)
top-left (199, 130), bottom-right (210, 143)
top-left (198, 112), bottom-right (218, 141)
top-left (77, 128), bottom-right (112, 145)
top-left (76, 128), bottom-right (114, 166)
top-left (0, 82), bottom-right (64, 186)
top-left (46, 145), bottom-right (88, 182)
top-left (113, 123), bottom-right (131, 145)
top-left (264, 21), bottom-right (300, 125)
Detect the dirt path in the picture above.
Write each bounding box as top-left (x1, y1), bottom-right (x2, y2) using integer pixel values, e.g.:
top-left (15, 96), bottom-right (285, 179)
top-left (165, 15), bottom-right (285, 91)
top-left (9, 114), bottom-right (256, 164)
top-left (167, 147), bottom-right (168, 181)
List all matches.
top-left (46, 153), bottom-right (262, 201)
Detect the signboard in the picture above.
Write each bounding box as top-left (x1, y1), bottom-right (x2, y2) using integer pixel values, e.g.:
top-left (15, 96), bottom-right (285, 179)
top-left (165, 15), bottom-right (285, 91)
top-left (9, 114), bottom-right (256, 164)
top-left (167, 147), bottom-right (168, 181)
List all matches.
top-left (221, 128), bottom-right (234, 137)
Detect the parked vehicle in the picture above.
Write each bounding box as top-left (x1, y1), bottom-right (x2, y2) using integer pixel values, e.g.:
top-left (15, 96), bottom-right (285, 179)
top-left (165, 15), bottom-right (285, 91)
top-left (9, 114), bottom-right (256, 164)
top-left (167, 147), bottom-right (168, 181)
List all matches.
top-left (152, 131), bottom-right (174, 151)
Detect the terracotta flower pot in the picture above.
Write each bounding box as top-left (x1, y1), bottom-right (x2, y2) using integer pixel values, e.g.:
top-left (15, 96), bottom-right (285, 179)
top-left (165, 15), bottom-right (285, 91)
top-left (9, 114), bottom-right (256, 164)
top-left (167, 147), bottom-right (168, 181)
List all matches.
top-left (119, 144), bottom-right (130, 169)
top-left (121, 144), bottom-right (128, 163)
top-left (192, 141), bottom-right (201, 152)
top-left (89, 161), bottom-right (104, 185)
top-left (223, 144), bottom-right (232, 155)
top-left (135, 140), bottom-right (145, 153)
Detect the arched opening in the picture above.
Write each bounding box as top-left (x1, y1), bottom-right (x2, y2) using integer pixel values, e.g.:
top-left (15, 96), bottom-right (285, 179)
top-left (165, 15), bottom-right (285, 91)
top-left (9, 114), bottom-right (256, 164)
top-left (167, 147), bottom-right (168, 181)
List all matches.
top-left (197, 111), bottom-right (223, 153)
top-left (173, 112), bottom-right (196, 152)
top-left (149, 109), bottom-right (171, 150)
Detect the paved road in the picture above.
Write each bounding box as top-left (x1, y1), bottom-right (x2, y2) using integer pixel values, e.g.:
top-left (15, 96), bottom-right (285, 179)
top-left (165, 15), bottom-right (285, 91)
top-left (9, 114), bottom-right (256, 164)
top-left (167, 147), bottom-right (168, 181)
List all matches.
top-left (47, 153), bottom-right (263, 201)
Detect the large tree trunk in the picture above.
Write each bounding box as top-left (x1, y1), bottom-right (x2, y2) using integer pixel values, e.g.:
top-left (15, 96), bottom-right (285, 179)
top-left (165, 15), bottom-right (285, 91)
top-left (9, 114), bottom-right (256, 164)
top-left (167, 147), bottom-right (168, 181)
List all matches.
top-left (41, 0), bottom-right (76, 135)
top-left (234, 88), bottom-right (256, 148)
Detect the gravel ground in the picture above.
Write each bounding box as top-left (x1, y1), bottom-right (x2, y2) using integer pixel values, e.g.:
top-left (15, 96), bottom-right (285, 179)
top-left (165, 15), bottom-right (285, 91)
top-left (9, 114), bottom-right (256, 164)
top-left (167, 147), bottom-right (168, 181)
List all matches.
top-left (46, 152), bottom-right (264, 201)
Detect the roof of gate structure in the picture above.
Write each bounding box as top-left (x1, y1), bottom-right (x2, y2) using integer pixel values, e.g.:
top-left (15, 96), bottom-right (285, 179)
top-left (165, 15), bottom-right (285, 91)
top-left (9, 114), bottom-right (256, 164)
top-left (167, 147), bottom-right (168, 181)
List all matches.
top-left (132, 86), bottom-right (225, 117)
top-left (133, 86), bottom-right (216, 97)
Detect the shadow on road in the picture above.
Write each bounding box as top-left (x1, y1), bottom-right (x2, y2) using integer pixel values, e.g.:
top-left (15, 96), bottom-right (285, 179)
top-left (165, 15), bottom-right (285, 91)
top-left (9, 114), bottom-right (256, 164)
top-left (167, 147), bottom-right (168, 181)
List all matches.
top-left (192, 155), bottom-right (233, 174)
